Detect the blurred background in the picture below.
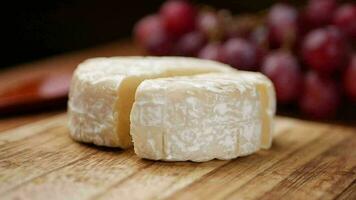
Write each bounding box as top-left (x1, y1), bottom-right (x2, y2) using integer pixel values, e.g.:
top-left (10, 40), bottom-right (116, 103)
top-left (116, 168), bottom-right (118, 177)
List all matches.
top-left (1, 0), bottom-right (355, 121)
top-left (2, 0), bottom-right (301, 68)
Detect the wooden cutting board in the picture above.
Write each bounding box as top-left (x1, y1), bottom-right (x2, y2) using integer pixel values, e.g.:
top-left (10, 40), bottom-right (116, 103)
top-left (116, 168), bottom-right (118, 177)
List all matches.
top-left (0, 40), bottom-right (355, 199)
top-left (0, 113), bottom-right (355, 200)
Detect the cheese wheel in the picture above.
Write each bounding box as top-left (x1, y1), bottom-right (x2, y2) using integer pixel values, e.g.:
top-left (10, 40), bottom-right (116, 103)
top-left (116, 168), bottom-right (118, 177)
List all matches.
top-left (67, 57), bottom-right (235, 148)
top-left (130, 72), bottom-right (276, 162)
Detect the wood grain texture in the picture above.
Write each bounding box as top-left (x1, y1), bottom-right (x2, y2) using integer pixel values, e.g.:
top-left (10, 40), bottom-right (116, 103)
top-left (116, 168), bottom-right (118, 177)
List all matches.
top-left (0, 114), bottom-right (355, 200)
top-left (336, 180), bottom-right (356, 200)
top-left (0, 112), bottom-right (61, 132)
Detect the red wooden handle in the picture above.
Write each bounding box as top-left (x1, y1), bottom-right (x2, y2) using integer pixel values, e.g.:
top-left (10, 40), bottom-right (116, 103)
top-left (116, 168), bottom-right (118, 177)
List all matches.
top-left (0, 72), bottom-right (71, 115)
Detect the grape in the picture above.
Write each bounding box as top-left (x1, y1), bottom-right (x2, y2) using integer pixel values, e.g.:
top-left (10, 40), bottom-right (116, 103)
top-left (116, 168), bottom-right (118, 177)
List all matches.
top-left (302, 26), bottom-right (348, 74)
top-left (256, 47), bottom-right (267, 67)
top-left (343, 54), bottom-right (356, 102)
top-left (250, 26), bottom-right (268, 49)
top-left (333, 4), bottom-right (356, 40)
top-left (267, 3), bottom-right (299, 48)
top-left (160, 0), bottom-right (196, 38)
top-left (225, 15), bottom-right (257, 40)
top-left (261, 51), bottom-right (303, 104)
top-left (304, 0), bottom-right (336, 27)
top-left (134, 15), bottom-right (173, 56)
top-left (198, 43), bottom-right (225, 62)
top-left (175, 31), bottom-right (206, 56)
top-left (145, 35), bottom-right (174, 56)
top-left (299, 71), bottom-right (340, 119)
top-left (197, 11), bottom-right (223, 41)
top-left (134, 15), bottom-right (162, 45)
top-left (298, 13), bottom-right (311, 36)
top-left (222, 38), bottom-right (259, 71)
top-left (250, 26), bottom-right (269, 64)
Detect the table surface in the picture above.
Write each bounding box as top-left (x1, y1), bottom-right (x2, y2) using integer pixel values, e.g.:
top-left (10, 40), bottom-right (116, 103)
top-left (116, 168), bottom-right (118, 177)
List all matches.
top-left (0, 41), bottom-right (355, 200)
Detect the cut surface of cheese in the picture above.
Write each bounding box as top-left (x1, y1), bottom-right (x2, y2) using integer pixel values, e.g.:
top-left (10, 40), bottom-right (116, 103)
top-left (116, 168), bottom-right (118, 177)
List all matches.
top-left (68, 57), bottom-right (234, 148)
top-left (235, 71), bottom-right (276, 149)
top-left (130, 72), bottom-right (275, 162)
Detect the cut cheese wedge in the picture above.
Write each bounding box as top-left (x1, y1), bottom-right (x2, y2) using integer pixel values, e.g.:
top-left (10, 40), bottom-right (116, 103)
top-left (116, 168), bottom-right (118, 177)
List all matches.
top-left (130, 72), bottom-right (276, 162)
top-left (68, 57), bottom-right (235, 148)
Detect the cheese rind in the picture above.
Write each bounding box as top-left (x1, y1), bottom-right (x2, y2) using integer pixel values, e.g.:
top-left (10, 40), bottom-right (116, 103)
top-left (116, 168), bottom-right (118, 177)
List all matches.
top-left (68, 57), bottom-right (234, 148)
top-left (68, 74), bottom-right (124, 147)
top-left (130, 73), bottom-right (265, 162)
top-left (194, 72), bottom-right (276, 149)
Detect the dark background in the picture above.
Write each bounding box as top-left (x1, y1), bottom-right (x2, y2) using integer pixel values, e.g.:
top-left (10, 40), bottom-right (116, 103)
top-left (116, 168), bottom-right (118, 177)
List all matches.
top-left (2, 0), bottom-right (306, 68)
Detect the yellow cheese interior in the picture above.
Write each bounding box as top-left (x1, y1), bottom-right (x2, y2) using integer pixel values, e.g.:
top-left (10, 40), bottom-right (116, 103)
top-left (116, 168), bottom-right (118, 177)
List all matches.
top-left (256, 84), bottom-right (272, 149)
top-left (116, 76), bottom-right (150, 148)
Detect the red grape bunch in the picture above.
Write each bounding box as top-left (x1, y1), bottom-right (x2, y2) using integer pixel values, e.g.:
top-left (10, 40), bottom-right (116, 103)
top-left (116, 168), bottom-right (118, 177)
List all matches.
top-left (134, 0), bottom-right (356, 120)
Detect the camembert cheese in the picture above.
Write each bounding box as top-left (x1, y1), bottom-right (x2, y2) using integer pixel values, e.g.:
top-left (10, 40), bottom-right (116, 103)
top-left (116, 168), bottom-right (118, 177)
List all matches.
top-left (130, 72), bottom-right (276, 162)
top-left (68, 57), bottom-right (234, 148)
